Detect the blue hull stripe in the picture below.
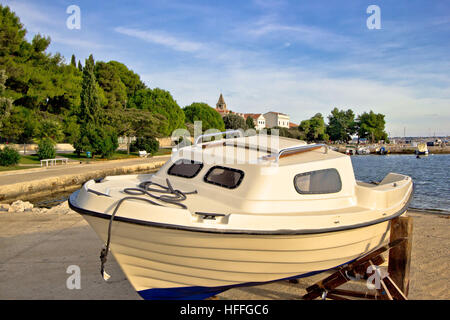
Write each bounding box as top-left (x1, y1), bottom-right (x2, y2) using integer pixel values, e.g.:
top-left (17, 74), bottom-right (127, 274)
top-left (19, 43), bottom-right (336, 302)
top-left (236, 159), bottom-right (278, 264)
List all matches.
top-left (137, 261), bottom-right (353, 300)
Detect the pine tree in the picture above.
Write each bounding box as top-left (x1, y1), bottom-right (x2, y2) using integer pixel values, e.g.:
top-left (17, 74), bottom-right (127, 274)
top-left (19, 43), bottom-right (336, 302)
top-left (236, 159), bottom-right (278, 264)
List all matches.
top-left (79, 54), bottom-right (102, 126)
top-left (73, 55), bottom-right (118, 157)
top-left (0, 70), bottom-right (12, 129)
top-left (71, 54), bottom-right (76, 67)
top-left (77, 60), bottom-right (83, 72)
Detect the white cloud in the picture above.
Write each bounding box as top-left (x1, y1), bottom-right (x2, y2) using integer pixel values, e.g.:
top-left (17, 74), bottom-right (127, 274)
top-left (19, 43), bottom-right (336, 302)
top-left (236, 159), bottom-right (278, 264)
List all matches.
top-left (114, 27), bottom-right (204, 53)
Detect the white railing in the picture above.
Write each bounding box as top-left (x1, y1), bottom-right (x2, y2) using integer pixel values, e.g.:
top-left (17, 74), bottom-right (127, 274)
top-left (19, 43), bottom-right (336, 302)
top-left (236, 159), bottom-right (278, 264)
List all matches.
top-left (260, 143), bottom-right (328, 163)
top-left (194, 130), bottom-right (244, 146)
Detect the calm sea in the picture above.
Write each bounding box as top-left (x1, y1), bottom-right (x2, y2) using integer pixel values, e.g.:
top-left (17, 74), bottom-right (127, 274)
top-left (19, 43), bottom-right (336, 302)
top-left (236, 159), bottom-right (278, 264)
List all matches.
top-left (351, 154), bottom-right (450, 214)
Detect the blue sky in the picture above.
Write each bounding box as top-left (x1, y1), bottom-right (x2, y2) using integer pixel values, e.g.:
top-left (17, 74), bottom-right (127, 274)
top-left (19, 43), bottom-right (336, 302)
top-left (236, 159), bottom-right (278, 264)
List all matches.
top-left (4, 0), bottom-right (450, 137)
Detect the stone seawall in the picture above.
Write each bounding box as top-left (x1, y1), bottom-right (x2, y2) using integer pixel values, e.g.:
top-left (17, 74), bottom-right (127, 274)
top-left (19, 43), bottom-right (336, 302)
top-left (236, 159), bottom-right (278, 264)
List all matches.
top-left (0, 159), bottom-right (167, 203)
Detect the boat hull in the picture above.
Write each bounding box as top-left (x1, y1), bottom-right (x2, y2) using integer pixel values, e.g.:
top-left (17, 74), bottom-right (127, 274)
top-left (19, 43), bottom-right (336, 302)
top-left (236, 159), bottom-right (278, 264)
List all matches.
top-left (82, 214), bottom-right (391, 300)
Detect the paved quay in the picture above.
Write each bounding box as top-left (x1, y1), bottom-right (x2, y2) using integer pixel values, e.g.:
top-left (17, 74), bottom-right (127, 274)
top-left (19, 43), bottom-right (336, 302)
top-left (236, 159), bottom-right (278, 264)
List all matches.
top-left (0, 156), bottom-right (171, 202)
top-left (0, 204), bottom-right (448, 300)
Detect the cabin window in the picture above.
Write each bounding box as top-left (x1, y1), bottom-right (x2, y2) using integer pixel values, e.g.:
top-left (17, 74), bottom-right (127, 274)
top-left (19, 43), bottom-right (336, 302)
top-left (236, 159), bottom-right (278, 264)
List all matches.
top-left (294, 169), bottom-right (342, 194)
top-left (204, 166), bottom-right (244, 189)
top-left (167, 159), bottom-right (203, 178)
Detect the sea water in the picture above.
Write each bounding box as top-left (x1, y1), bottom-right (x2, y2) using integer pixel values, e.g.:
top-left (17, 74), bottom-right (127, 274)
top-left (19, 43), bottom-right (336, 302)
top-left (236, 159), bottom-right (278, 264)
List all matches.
top-left (351, 154), bottom-right (449, 214)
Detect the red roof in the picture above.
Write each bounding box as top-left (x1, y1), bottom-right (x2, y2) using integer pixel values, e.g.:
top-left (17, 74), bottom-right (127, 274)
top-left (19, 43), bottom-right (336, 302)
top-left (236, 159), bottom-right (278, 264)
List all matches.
top-left (266, 111), bottom-right (288, 116)
top-left (289, 122), bottom-right (298, 128)
top-left (243, 113), bottom-right (262, 120)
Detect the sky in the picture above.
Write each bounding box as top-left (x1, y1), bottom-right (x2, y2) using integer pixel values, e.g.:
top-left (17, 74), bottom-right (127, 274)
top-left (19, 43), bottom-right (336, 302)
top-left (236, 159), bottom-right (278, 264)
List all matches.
top-left (3, 0), bottom-right (450, 137)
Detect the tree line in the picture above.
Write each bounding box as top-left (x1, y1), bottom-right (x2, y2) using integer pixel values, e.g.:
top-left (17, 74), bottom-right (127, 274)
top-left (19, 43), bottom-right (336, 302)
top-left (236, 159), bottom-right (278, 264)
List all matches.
top-left (199, 109), bottom-right (389, 144)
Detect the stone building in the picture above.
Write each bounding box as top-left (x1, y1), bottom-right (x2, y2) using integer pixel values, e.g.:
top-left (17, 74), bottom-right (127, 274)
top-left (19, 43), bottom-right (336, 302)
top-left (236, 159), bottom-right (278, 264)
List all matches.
top-left (263, 112), bottom-right (290, 128)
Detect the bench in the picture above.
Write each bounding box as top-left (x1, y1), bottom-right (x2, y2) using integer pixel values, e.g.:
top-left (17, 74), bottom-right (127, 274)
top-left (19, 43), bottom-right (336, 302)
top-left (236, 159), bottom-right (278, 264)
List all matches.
top-left (40, 158), bottom-right (69, 167)
top-left (138, 150), bottom-right (150, 158)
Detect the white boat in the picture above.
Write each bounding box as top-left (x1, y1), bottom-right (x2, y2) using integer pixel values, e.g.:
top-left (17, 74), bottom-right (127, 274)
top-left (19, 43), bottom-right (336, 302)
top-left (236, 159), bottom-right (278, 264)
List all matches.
top-left (415, 143), bottom-right (429, 156)
top-left (345, 145), bottom-right (356, 155)
top-left (69, 132), bottom-right (414, 300)
top-left (356, 146), bottom-right (371, 155)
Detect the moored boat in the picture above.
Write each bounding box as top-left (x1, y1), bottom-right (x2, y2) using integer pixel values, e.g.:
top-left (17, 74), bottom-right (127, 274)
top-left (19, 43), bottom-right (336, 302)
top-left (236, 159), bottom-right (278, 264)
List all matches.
top-left (69, 132), bottom-right (414, 300)
top-left (356, 146), bottom-right (371, 155)
top-left (345, 145), bottom-right (356, 155)
top-left (415, 143), bottom-right (429, 156)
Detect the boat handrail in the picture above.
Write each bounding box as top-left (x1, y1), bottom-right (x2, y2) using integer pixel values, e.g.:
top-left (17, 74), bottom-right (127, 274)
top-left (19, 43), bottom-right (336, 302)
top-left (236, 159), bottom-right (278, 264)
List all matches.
top-left (194, 129), bottom-right (243, 146)
top-left (261, 143), bottom-right (328, 162)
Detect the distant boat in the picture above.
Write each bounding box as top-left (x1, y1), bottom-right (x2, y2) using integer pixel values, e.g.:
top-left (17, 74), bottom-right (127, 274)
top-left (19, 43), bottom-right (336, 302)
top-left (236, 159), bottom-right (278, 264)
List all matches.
top-left (415, 143), bottom-right (429, 156)
top-left (356, 146), bottom-right (371, 155)
top-left (377, 146), bottom-right (390, 155)
top-left (345, 145), bottom-right (356, 155)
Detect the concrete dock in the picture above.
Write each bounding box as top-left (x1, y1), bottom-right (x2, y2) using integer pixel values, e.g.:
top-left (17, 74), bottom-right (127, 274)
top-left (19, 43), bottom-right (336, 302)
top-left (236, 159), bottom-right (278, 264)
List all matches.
top-left (0, 204), bottom-right (448, 300)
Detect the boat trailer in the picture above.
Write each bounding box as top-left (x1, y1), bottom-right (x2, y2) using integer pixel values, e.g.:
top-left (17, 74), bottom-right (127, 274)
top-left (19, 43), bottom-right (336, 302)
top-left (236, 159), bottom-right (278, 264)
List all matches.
top-left (300, 216), bottom-right (413, 300)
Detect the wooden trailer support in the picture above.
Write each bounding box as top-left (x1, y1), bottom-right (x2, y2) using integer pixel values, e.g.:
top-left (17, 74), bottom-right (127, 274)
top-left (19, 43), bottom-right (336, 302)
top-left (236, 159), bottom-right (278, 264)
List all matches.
top-left (301, 216), bottom-right (413, 300)
top-left (388, 217), bottom-right (414, 296)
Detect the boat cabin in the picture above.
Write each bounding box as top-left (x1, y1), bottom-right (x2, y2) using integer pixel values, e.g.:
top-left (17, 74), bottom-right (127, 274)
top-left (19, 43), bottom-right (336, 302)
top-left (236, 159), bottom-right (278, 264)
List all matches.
top-left (150, 135), bottom-right (359, 214)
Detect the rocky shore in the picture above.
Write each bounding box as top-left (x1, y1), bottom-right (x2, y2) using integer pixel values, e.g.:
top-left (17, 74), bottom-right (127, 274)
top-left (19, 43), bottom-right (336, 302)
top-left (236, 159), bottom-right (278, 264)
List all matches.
top-left (0, 200), bottom-right (72, 215)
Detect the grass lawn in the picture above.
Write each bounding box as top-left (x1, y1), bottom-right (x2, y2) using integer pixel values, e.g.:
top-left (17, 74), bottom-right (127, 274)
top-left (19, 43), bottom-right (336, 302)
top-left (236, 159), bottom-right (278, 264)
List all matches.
top-left (57, 148), bottom-right (171, 161)
top-left (153, 148), bottom-right (172, 156)
top-left (0, 165), bottom-right (37, 172)
top-left (55, 150), bottom-right (139, 162)
top-left (19, 155), bottom-right (41, 164)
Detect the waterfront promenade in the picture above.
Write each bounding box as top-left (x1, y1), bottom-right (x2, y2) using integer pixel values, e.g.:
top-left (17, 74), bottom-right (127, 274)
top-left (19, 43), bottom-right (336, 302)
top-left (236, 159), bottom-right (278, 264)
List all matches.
top-left (0, 155), bottom-right (171, 202)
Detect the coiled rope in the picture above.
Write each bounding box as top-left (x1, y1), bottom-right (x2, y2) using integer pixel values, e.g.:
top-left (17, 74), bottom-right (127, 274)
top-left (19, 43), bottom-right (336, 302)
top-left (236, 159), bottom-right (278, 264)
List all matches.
top-left (100, 178), bottom-right (197, 280)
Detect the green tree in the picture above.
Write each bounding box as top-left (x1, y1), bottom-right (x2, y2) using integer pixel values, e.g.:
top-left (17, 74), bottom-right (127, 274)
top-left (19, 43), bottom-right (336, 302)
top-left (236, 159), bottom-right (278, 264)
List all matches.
top-left (0, 146), bottom-right (20, 166)
top-left (0, 5), bottom-right (26, 58)
top-left (355, 111), bottom-right (388, 143)
top-left (37, 118), bottom-right (64, 142)
top-left (131, 136), bottom-right (159, 155)
top-left (107, 61), bottom-right (146, 99)
top-left (128, 88), bottom-right (184, 136)
top-left (73, 55), bottom-right (118, 158)
top-left (0, 70), bottom-right (12, 129)
top-left (0, 106), bottom-right (37, 154)
top-left (245, 116), bottom-right (255, 130)
top-left (223, 114), bottom-right (247, 130)
top-left (37, 138), bottom-right (56, 160)
top-left (94, 61), bottom-right (127, 109)
top-left (0, 6), bottom-right (83, 113)
top-left (299, 113), bottom-right (329, 142)
top-left (183, 102), bottom-right (225, 132)
top-left (62, 115), bottom-right (80, 146)
top-left (326, 108), bottom-right (356, 143)
top-left (108, 107), bottom-right (165, 154)
top-left (70, 54), bottom-right (76, 67)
